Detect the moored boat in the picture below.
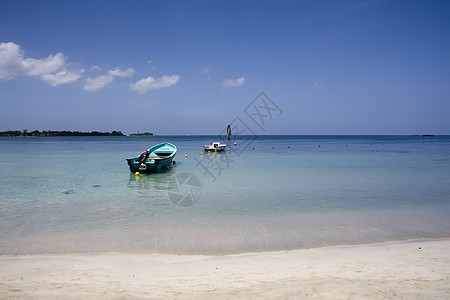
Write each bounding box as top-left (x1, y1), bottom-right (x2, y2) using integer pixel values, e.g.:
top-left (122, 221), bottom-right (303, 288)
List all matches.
top-left (126, 142), bottom-right (177, 173)
top-left (203, 142), bottom-right (227, 152)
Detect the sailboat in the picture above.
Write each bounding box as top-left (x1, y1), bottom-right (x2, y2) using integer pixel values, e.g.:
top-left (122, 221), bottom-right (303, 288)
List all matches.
top-left (227, 124), bottom-right (232, 140)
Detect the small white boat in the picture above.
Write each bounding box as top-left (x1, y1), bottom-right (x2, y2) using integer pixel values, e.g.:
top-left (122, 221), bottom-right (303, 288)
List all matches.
top-left (203, 142), bottom-right (227, 152)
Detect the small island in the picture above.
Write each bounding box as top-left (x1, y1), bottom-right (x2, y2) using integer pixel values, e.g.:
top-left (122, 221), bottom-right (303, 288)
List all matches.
top-left (129, 132), bottom-right (154, 136)
top-left (0, 130), bottom-right (124, 137)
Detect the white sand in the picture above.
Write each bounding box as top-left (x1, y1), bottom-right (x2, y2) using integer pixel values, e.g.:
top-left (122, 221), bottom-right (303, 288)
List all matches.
top-left (1, 239), bottom-right (449, 299)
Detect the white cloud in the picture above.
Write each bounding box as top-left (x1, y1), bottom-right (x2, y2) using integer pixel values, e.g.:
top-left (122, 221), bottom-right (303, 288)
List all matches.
top-left (129, 74), bottom-right (180, 94)
top-left (312, 81), bottom-right (321, 89)
top-left (22, 53), bottom-right (65, 76)
top-left (90, 65), bottom-right (102, 72)
top-left (1, 42), bottom-right (181, 93)
top-left (0, 43), bottom-right (23, 80)
top-left (0, 42), bottom-right (29, 80)
top-left (0, 41), bottom-right (65, 80)
top-left (84, 67), bottom-right (136, 92)
top-left (41, 69), bottom-right (84, 86)
top-left (84, 75), bottom-right (114, 92)
top-left (0, 41), bottom-right (84, 88)
top-left (222, 76), bottom-right (245, 88)
top-left (107, 67), bottom-right (135, 77)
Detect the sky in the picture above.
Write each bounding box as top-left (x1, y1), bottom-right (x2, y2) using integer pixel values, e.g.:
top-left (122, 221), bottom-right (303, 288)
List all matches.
top-left (1, 0), bottom-right (449, 135)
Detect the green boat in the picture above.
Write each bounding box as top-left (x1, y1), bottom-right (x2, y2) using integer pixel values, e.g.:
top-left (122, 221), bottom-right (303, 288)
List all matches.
top-left (126, 142), bottom-right (177, 173)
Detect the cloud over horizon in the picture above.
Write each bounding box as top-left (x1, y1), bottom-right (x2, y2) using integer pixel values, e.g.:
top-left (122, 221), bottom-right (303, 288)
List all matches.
top-left (41, 69), bottom-right (85, 87)
top-left (107, 67), bottom-right (135, 78)
top-left (0, 42), bottom-right (81, 86)
top-left (1, 42), bottom-right (180, 94)
top-left (222, 76), bottom-right (245, 88)
top-left (129, 74), bottom-right (180, 94)
top-left (84, 75), bottom-right (115, 92)
top-left (84, 67), bottom-right (135, 92)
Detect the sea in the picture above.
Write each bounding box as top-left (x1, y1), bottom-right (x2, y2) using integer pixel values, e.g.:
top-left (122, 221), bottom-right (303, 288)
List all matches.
top-left (0, 135), bottom-right (449, 255)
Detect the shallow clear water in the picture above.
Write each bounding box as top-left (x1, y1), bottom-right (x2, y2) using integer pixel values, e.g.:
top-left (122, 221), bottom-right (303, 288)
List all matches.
top-left (1, 135), bottom-right (449, 254)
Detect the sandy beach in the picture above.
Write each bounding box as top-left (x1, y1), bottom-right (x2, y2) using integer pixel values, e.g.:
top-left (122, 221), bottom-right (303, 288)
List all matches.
top-left (0, 239), bottom-right (449, 299)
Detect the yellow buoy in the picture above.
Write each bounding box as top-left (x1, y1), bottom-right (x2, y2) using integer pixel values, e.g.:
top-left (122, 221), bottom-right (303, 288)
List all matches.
top-left (200, 152), bottom-right (203, 155)
top-left (185, 154), bottom-right (188, 158)
top-left (208, 151), bottom-right (210, 154)
top-left (135, 172), bottom-right (140, 176)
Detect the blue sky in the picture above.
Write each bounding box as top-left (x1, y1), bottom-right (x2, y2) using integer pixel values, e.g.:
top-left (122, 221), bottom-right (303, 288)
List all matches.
top-left (1, 0), bottom-right (449, 135)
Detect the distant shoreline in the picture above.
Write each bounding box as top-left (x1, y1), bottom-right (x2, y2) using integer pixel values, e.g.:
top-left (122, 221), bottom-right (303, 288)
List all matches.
top-left (0, 132), bottom-right (445, 137)
top-left (129, 132), bottom-right (154, 136)
top-left (0, 130), bottom-right (124, 137)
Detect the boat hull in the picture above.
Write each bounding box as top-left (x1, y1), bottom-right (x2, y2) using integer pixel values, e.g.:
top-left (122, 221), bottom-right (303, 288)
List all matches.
top-left (126, 156), bottom-right (174, 173)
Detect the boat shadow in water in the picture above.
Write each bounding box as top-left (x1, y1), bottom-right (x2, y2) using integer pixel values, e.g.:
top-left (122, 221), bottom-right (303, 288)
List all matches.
top-left (126, 171), bottom-right (177, 203)
top-left (127, 170), bottom-right (175, 190)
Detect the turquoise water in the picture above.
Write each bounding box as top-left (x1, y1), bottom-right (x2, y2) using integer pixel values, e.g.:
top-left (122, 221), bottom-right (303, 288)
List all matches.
top-left (1, 135), bottom-right (450, 254)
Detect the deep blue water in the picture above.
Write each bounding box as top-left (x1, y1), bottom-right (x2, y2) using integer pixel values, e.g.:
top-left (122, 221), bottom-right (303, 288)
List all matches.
top-left (0, 135), bottom-right (449, 254)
